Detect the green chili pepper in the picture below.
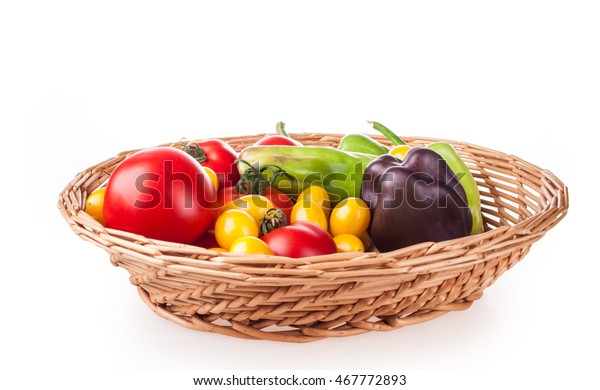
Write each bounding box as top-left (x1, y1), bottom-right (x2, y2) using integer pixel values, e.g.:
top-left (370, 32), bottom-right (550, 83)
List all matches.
top-left (238, 146), bottom-right (377, 205)
top-left (427, 142), bottom-right (484, 235)
top-left (371, 121), bottom-right (484, 235)
top-left (338, 133), bottom-right (390, 155)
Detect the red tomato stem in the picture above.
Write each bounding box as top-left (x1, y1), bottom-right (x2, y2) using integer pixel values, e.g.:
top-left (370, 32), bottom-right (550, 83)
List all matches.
top-left (183, 143), bottom-right (208, 164)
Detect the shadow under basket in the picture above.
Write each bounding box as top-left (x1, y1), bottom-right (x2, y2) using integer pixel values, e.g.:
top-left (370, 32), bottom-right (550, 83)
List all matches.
top-left (58, 133), bottom-right (568, 342)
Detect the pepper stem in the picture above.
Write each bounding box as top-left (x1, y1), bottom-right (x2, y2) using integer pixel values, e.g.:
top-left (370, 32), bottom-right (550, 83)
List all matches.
top-left (368, 121), bottom-right (406, 146)
top-left (275, 121), bottom-right (292, 138)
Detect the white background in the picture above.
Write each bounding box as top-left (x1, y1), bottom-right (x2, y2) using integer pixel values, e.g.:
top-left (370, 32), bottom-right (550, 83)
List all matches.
top-left (1, 1), bottom-right (598, 389)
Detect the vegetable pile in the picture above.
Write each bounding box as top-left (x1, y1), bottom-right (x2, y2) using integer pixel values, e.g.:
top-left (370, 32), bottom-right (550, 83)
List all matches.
top-left (86, 122), bottom-right (484, 257)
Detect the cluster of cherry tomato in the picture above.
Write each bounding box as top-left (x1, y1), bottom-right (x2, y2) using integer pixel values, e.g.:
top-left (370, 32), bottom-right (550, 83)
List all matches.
top-left (197, 185), bottom-right (371, 258)
top-left (84, 135), bottom-right (374, 258)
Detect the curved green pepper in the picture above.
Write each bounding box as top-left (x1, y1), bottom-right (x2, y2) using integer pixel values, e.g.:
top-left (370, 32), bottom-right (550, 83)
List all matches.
top-left (338, 133), bottom-right (390, 155)
top-left (371, 121), bottom-right (484, 235)
top-left (238, 146), bottom-right (377, 205)
top-left (427, 143), bottom-right (484, 235)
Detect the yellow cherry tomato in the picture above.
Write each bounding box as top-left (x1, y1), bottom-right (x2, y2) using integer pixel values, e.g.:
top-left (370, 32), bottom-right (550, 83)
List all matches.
top-left (291, 200), bottom-right (328, 231)
top-left (222, 195), bottom-right (274, 226)
top-left (203, 166), bottom-right (219, 191)
top-left (330, 197), bottom-right (370, 237)
top-left (85, 187), bottom-right (106, 225)
top-left (209, 247), bottom-right (229, 252)
top-left (389, 145), bottom-right (412, 159)
top-left (334, 234), bottom-right (365, 253)
top-left (214, 210), bottom-right (259, 249)
top-left (296, 185), bottom-right (331, 216)
top-left (229, 236), bottom-right (274, 255)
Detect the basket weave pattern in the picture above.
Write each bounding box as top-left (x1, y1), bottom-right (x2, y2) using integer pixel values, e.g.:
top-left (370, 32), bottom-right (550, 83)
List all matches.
top-left (59, 134), bottom-right (568, 342)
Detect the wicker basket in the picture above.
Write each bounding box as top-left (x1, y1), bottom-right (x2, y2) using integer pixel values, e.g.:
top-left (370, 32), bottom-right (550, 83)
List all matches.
top-left (58, 133), bottom-right (568, 342)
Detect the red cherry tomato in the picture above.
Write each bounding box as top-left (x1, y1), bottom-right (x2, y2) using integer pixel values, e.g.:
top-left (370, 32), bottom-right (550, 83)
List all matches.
top-left (221, 184), bottom-right (293, 223)
top-left (188, 139), bottom-right (240, 188)
top-left (193, 229), bottom-right (219, 248)
top-left (104, 147), bottom-right (216, 244)
top-left (254, 135), bottom-right (302, 146)
top-left (216, 186), bottom-right (241, 215)
top-left (261, 221), bottom-right (336, 258)
top-left (262, 187), bottom-right (294, 223)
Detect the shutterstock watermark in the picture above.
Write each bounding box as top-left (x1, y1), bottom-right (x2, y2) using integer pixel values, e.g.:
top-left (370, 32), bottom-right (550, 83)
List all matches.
top-left (130, 160), bottom-right (468, 210)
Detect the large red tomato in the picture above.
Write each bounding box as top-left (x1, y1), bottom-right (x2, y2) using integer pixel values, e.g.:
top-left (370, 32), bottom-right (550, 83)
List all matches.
top-left (261, 221), bottom-right (336, 258)
top-left (186, 139), bottom-right (240, 188)
top-left (104, 147), bottom-right (216, 244)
